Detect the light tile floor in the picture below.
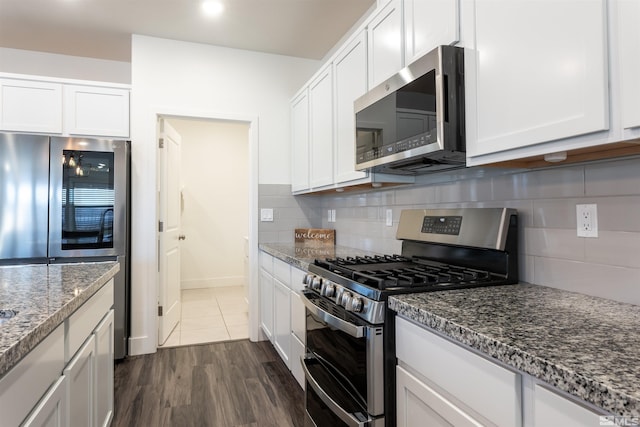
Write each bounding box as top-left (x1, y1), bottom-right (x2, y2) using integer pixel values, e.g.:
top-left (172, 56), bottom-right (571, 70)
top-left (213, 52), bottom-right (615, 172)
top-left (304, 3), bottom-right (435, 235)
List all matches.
top-left (159, 286), bottom-right (249, 348)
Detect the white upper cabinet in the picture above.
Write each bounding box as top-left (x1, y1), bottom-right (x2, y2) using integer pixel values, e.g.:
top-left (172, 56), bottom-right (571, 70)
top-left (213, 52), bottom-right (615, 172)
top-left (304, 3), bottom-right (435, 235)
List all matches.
top-left (64, 85), bottom-right (129, 137)
top-left (368, 0), bottom-right (404, 89)
top-left (0, 75), bottom-right (130, 138)
top-left (0, 79), bottom-right (63, 133)
top-left (404, 0), bottom-right (460, 65)
top-left (309, 65), bottom-right (334, 188)
top-left (467, 0), bottom-right (609, 159)
top-left (616, 0), bottom-right (640, 130)
top-left (291, 89), bottom-right (310, 192)
top-left (333, 31), bottom-right (368, 184)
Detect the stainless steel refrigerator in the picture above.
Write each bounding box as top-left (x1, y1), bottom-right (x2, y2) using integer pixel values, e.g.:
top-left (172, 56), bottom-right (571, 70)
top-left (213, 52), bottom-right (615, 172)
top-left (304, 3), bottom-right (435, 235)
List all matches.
top-left (0, 132), bottom-right (131, 359)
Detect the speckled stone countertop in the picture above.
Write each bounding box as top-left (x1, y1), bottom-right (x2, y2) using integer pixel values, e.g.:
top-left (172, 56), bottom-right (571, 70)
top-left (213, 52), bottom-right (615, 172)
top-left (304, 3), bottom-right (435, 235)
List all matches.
top-left (389, 284), bottom-right (640, 417)
top-left (259, 242), bottom-right (380, 271)
top-left (0, 262), bottom-right (119, 379)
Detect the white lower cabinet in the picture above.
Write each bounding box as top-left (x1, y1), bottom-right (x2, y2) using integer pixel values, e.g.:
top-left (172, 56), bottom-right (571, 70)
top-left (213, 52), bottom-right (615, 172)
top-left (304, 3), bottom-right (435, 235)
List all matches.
top-left (258, 251), bottom-right (307, 389)
top-left (397, 316), bottom-right (611, 427)
top-left (396, 366), bottom-right (484, 427)
top-left (290, 334), bottom-right (306, 389)
top-left (259, 268), bottom-right (274, 342)
top-left (273, 277), bottom-right (291, 368)
top-left (0, 279), bottom-right (114, 427)
top-left (396, 317), bottom-right (521, 426)
top-left (64, 335), bottom-right (96, 427)
top-left (94, 310), bottom-right (115, 427)
top-left (21, 376), bottom-right (68, 427)
top-left (531, 383), bottom-right (605, 427)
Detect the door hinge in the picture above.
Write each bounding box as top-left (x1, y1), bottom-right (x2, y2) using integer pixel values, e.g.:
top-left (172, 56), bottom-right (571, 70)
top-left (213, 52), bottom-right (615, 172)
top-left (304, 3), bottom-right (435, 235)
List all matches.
top-left (158, 306), bottom-right (163, 316)
top-left (158, 221), bottom-right (164, 232)
top-left (158, 138), bottom-right (164, 149)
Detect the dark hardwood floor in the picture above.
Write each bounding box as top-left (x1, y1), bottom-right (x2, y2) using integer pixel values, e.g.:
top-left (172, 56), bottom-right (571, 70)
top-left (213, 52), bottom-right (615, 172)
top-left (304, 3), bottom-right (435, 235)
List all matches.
top-left (113, 339), bottom-right (306, 427)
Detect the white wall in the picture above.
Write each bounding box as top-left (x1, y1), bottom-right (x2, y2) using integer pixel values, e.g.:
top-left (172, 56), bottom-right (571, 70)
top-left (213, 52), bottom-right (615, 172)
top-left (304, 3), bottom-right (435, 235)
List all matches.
top-left (169, 118), bottom-right (249, 289)
top-left (130, 35), bottom-right (319, 355)
top-left (0, 47), bottom-right (131, 84)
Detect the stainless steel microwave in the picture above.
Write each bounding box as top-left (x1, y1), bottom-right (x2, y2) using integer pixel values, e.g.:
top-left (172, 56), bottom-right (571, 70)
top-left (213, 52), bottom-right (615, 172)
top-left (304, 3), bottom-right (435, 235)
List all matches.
top-left (354, 45), bottom-right (465, 175)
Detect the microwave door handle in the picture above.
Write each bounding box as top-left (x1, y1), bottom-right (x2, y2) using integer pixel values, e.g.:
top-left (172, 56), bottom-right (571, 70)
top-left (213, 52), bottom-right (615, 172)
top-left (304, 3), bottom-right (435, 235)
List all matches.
top-left (301, 355), bottom-right (368, 427)
top-left (301, 292), bottom-right (365, 338)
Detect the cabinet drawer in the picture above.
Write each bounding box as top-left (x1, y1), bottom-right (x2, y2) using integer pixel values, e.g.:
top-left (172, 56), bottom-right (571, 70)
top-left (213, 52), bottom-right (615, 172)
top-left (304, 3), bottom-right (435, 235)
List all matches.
top-left (273, 258), bottom-right (290, 285)
top-left (259, 251), bottom-right (273, 274)
top-left (290, 267), bottom-right (306, 294)
top-left (66, 279), bottom-right (114, 362)
top-left (396, 317), bottom-right (521, 427)
top-left (533, 384), bottom-right (605, 427)
top-left (0, 324), bottom-right (64, 427)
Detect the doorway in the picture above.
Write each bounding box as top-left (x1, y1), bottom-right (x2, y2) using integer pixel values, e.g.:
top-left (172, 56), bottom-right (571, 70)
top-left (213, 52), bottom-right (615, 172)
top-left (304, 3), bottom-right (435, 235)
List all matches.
top-left (158, 116), bottom-right (251, 347)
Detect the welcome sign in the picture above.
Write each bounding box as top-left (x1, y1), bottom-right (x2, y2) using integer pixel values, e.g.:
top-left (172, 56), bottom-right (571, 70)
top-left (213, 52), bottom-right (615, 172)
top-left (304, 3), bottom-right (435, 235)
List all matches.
top-left (294, 228), bottom-right (335, 245)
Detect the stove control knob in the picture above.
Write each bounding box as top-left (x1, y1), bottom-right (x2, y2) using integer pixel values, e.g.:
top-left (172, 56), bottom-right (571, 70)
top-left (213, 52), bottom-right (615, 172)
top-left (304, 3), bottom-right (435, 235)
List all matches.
top-left (321, 282), bottom-right (335, 298)
top-left (311, 276), bottom-right (322, 290)
top-left (340, 291), bottom-right (352, 308)
top-left (349, 296), bottom-right (364, 313)
top-left (303, 274), bottom-right (314, 288)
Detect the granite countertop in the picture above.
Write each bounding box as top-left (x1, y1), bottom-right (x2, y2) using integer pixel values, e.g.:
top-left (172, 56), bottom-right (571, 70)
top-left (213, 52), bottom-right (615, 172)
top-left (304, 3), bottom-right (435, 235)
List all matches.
top-left (389, 284), bottom-right (640, 418)
top-left (0, 261), bottom-right (119, 379)
top-left (259, 242), bottom-right (380, 271)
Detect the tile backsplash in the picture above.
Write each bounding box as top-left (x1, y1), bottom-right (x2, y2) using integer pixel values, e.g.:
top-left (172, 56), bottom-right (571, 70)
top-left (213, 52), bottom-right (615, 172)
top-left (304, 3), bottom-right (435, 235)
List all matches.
top-left (259, 156), bottom-right (640, 305)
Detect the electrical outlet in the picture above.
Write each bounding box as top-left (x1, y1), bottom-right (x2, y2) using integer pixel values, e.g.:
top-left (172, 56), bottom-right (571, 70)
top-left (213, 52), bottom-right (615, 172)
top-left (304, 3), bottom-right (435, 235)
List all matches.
top-left (576, 204), bottom-right (598, 237)
top-left (260, 208), bottom-right (273, 222)
top-left (386, 209), bottom-right (393, 226)
top-left (328, 209), bottom-right (333, 223)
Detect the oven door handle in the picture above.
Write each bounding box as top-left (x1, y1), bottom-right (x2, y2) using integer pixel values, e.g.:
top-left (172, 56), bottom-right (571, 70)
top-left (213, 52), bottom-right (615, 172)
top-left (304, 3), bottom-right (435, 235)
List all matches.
top-left (301, 292), bottom-right (365, 338)
top-left (301, 355), bottom-right (368, 427)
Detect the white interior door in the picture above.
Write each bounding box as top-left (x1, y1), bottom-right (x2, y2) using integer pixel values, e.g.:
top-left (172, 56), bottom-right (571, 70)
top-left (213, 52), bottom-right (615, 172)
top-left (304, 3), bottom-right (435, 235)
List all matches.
top-left (158, 118), bottom-right (182, 345)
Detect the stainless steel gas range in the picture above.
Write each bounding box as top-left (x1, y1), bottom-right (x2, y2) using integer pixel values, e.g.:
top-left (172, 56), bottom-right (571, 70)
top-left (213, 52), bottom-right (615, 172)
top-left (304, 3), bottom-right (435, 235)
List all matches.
top-left (300, 208), bottom-right (519, 427)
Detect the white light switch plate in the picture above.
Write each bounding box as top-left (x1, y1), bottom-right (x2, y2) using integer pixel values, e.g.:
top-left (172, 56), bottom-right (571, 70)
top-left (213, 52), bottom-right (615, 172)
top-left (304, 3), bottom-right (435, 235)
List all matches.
top-left (260, 208), bottom-right (274, 222)
top-left (386, 209), bottom-right (393, 226)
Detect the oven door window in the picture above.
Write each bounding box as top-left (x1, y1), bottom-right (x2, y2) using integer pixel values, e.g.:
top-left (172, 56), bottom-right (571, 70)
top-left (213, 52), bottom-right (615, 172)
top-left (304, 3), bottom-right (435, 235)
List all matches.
top-left (61, 150), bottom-right (115, 250)
top-left (305, 304), bottom-right (369, 409)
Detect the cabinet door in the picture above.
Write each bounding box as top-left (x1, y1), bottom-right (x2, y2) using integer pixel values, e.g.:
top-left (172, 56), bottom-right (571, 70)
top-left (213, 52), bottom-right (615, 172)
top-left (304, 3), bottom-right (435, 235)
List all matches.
top-left (533, 384), bottom-right (604, 427)
top-left (94, 310), bottom-right (114, 427)
top-left (273, 277), bottom-right (291, 368)
top-left (64, 85), bottom-right (129, 137)
top-left (309, 66), bottom-right (334, 188)
top-left (368, 0), bottom-right (403, 88)
top-left (22, 376), bottom-right (68, 427)
top-left (468, 0), bottom-right (608, 157)
top-left (396, 317), bottom-right (521, 426)
top-left (404, 0), bottom-right (459, 65)
top-left (290, 290), bottom-right (306, 344)
top-left (617, 0), bottom-right (640, 130)
top-left (290, 334), bottom-right (305, 390)
top-left (0, 79), bottom-right (62, 133)
top-left (64, 335), bottom-right (96, 427)
top-left (334, 31), bottom-right (369, 184)
top-left (259, 269), bottom-right (274, 341)
top-left (291, 90), bottom-right (310, 192)
top-left (397, 366), bottom-right (483, 427)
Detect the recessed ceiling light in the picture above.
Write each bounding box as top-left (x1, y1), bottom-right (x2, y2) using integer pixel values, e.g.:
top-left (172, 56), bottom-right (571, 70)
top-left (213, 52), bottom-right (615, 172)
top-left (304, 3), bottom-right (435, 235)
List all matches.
top-left (202, 0), bottom-right (224, 17)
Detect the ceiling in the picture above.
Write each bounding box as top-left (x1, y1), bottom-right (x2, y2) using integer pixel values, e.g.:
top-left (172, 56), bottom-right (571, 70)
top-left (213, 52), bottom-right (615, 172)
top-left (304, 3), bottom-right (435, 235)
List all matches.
top-left (0, 0), bottom-right (376, 63)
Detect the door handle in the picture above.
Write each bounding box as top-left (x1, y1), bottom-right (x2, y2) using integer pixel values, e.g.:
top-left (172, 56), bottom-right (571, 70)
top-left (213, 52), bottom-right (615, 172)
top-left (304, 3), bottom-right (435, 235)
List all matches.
top-left (178, 235), bottom-right (186, 240)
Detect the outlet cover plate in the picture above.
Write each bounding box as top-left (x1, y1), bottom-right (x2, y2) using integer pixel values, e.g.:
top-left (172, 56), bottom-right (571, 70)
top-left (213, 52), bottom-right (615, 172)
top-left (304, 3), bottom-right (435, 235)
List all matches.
top-left (576, 204), bottom-right (598, 237)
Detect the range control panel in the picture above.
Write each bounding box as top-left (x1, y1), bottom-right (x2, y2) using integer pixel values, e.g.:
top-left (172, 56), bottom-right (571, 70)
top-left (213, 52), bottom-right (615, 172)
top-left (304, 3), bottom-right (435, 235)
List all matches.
top-left (421, 215), bottom-right (462, 235)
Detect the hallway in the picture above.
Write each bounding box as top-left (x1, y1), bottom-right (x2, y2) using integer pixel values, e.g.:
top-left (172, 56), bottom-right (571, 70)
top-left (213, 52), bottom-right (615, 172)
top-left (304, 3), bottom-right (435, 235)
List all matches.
top-left (160, 286), bottom-right (249, 347)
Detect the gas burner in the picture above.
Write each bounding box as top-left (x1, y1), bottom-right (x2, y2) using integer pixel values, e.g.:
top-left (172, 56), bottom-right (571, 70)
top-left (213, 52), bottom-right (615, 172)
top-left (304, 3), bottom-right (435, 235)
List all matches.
top-left (306, 208), bottom-right (519, 311)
